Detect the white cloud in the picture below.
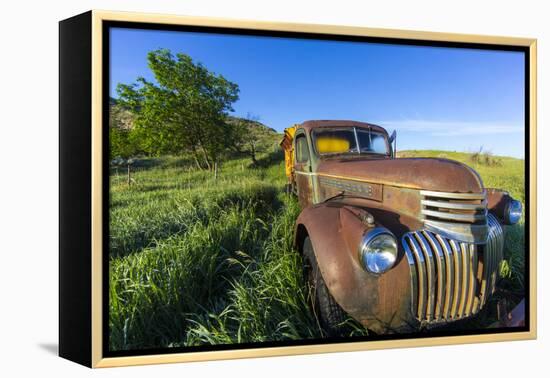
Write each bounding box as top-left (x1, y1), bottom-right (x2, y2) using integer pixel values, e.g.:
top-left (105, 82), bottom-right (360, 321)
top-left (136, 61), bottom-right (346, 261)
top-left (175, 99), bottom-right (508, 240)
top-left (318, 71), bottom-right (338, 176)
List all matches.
top-left (375, 120), bottom-right (523, 137)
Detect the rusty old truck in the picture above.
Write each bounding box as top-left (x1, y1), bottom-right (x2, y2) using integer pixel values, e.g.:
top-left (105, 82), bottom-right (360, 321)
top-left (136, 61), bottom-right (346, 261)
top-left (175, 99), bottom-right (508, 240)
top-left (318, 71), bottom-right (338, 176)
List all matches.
top-left (280, 120), bottom-right (522, 335)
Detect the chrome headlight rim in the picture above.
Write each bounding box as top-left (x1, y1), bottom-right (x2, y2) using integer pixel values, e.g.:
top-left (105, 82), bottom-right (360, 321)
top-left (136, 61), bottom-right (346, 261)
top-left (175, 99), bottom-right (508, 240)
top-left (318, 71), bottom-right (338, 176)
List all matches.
top-left (505, 199), bottom-right (522, 225)
top-left (359, 227), bottom-right (398, 274)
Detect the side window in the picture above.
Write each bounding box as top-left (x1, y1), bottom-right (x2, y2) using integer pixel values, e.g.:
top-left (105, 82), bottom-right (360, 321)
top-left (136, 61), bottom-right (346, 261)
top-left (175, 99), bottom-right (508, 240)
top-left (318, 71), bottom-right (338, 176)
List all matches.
top-left (295, 134), bottom-right (310, 163)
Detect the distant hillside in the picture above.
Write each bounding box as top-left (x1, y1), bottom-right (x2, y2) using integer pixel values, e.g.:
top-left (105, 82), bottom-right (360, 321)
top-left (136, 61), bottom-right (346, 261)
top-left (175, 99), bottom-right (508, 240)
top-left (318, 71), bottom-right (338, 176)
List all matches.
top-left (397, 149), bottom-right (522, 163)
top-left (110, 98), bottom-right (277, 137)
top-left (225, 115), bottom-right (278, 134)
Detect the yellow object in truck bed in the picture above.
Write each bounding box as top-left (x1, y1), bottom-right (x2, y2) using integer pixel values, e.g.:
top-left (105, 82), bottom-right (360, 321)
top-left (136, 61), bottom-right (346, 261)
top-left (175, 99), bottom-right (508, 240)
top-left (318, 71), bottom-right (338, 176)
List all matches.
top-left (280, 125), bottom-right (297, 179)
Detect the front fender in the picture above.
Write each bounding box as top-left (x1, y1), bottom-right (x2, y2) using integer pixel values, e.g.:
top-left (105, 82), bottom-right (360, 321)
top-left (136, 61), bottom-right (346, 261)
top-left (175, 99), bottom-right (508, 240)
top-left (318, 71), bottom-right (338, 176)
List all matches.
top-left (295, 202), bottom-right (418, 333)
top-left (486, 188), bottom-right (519, 224)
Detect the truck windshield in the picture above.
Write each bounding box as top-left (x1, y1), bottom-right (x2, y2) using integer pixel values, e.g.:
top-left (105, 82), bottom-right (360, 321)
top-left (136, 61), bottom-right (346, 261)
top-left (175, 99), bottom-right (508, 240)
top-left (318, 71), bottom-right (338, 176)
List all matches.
top-left (313, 127), bottom-right (389, 156)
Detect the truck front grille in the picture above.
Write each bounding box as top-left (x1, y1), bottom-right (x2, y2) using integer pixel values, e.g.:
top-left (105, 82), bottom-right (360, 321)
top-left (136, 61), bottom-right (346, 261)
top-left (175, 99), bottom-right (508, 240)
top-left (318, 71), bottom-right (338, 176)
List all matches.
top-left (420, 190), bottom-right (489, 244)
top-left (420, 189), bottom-right (487, 223)
top-left (402, 213), bottom-right (503, 323)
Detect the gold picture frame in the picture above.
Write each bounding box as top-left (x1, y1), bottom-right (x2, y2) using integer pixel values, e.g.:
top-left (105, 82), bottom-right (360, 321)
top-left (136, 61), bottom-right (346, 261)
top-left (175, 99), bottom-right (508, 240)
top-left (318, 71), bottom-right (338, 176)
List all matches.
top-left (59, 9), bottom-right (537, 368)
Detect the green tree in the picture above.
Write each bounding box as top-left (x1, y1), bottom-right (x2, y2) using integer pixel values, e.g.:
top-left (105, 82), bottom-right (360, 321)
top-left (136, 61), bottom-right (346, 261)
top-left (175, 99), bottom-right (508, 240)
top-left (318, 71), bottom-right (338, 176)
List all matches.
top-left (109, 99), bottom-right (141, 186)
top-left (228, 114), bottom-right (276, 166)
top-left (109, 99), bottom-right (139, 159)
top-left (109, 127), bottom-right (136, 160)
top-left (116, 49), bottom-right (239, 170)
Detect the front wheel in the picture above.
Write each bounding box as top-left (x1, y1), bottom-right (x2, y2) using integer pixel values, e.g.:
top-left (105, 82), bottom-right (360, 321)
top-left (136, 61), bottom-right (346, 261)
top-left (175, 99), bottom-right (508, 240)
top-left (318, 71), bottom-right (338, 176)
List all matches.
top-left (303, 236), bottom-right (346, 336)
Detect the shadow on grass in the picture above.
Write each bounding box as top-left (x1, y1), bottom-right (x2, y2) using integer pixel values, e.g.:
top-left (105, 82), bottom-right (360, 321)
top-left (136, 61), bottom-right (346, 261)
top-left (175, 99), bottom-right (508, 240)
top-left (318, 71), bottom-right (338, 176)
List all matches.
top-left (110, 156), bottom-right (202, 174)
top-left (254, 149), bottom-right (284, 168)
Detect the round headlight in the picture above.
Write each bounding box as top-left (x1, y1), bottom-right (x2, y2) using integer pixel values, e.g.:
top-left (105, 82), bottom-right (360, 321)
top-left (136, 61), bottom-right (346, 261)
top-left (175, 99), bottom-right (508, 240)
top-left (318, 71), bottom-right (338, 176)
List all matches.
top-left (506, 199), bottom-right (522, 225)
top-left (359, 228), bottom-right (398, 274)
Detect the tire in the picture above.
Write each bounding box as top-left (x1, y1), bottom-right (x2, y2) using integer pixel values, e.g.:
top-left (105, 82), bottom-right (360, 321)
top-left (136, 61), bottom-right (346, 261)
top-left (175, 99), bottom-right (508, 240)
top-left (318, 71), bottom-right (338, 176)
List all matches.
top-left (285, 182), bottom-right (297, 196)
top-left (284, 183), bottom-right (292, 195)
top-left (303, 236), bottom-right (346, 336)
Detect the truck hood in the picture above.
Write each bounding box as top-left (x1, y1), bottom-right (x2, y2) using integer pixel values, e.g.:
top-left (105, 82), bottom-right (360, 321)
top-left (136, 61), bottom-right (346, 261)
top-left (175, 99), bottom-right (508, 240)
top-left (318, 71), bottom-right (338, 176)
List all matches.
top-left (317, 157), bottom-right (484, 193)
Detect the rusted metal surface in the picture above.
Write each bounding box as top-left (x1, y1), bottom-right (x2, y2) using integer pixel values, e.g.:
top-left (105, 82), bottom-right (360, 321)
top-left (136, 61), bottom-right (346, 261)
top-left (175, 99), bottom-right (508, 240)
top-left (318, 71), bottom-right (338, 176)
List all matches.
top-left (287, 119), bottom-right (511, 333)
top-left (318, 158), bottom-right (484, 193)
top-left (295, 170), bottom-right (314, 208)
top-left (382, 186), bottom-right (421, 220)
top-left (296, 203), bottom-right (419, 333)
top-left (319, 176), bottom-right (383, 202)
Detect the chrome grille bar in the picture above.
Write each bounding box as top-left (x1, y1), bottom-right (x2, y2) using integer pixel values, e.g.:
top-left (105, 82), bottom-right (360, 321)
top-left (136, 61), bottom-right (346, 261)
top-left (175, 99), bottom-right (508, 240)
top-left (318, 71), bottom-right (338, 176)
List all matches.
top-left (421, 199), bottom-right (488, 210)
top-left (435, 234), bottom-right (454, 319)
top-left (423, 231), bottom-right (445, 320)
top-left (482, 213), bottom-right (504, 307)
top-left (416, 232), bottom-right (436, 321)
top-left (466, 243), bottom-right (478, 316)
top-left (456, 241), bottom-right (469, 318)
top-left (449, 240), bottom-right (462, 319)
top-left (403, 213), bottom-right (504, 324)
top-left (404, 236), bottom-right (427, 320)
top-left (420, 190), bottom-right (487, 200)
top-left (422, 208), bottom-right (487, 222)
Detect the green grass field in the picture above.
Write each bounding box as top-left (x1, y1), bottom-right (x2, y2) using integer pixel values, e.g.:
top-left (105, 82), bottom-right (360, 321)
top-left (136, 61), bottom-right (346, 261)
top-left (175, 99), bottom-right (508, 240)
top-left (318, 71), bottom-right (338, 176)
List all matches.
top-left (109, 149), bottom-right (525, 351)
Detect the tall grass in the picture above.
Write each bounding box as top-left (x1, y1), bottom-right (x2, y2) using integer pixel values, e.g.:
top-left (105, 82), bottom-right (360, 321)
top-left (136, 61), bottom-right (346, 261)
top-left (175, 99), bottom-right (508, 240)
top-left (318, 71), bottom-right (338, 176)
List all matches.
top-left (109, 153), bottom-right (323, 350)
top-left (110, 202), bottom-right (269, 350)
top-left (183, 198), bottom-right (323, 345)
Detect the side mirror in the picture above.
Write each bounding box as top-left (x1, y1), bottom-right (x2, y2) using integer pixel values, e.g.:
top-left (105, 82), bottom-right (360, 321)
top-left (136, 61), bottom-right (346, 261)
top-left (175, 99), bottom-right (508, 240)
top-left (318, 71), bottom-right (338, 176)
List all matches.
top-left (389, 130), bottom-right (397, 158)
top-left (389, 130), bottom-right (396, 144)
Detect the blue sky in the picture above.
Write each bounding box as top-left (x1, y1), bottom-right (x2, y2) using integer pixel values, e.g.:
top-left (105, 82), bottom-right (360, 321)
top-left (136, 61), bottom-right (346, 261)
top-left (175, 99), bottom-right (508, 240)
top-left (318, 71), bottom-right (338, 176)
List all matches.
top-left (110, 28), bottom-right (525, 158)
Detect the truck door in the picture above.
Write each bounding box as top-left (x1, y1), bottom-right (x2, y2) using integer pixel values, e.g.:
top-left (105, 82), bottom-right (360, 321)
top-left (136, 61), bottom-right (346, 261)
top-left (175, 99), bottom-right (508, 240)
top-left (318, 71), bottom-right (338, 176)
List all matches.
top-left (294, 132), bottom-right (314, 207)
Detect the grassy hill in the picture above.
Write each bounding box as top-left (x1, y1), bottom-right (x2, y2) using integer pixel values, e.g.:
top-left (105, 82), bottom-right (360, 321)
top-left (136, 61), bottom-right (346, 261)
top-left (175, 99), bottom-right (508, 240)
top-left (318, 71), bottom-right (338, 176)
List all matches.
top-left (108, 149), bottom-right (525, 351)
